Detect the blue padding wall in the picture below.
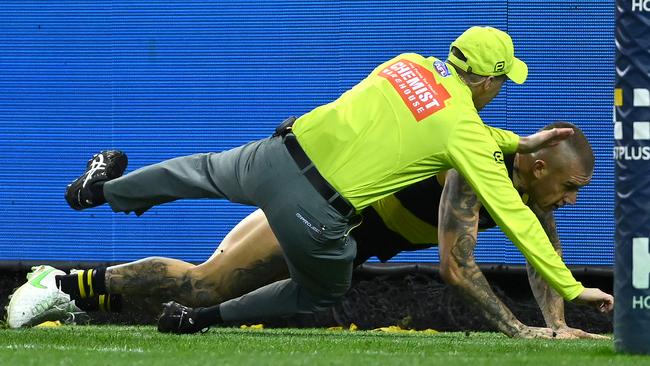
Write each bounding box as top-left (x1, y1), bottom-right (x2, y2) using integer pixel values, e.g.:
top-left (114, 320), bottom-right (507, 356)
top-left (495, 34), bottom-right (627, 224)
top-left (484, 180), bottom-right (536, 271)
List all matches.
top-left (0, 1), bottom-right (614, 265)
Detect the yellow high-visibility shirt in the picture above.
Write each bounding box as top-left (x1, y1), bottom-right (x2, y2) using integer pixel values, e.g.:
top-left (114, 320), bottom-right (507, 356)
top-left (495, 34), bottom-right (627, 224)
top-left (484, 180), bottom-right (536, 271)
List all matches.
top-left (292, 53), bottom-right (584, 300)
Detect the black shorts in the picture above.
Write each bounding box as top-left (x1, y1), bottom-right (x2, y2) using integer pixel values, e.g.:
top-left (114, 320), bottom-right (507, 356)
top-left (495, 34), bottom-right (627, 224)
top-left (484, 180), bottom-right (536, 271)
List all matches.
top-left (352, 207), bottom-right (435, 267)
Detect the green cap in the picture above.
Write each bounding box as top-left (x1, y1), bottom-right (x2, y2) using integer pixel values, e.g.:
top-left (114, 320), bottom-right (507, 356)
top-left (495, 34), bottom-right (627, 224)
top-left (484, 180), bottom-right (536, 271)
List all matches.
top-left (447, 26), bottom-right (528, 84)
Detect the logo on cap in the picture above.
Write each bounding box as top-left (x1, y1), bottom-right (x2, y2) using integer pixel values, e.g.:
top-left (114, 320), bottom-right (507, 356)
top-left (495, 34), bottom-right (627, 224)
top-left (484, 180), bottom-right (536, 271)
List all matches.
top-left (494, 61), bottom-right (505, 73)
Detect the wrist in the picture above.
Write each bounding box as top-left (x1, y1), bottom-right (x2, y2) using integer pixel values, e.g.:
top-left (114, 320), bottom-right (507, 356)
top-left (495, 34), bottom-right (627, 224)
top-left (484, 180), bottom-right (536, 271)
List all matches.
top-left (516, 136), bottom-right (527, 153)
top-left (506, 320), bottom-right (527, 337)
top-left (548, 321), bottom-right (567, 330)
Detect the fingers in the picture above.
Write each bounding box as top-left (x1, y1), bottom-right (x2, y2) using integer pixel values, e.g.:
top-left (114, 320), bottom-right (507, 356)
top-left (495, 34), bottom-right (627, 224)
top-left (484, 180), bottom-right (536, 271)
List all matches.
top-left (523, 331), bottom-right (554, 339)
top-left (518, 127), bottom-right (576, 153)
top-left (575, 288), bottom-right (615, 313)
top-left (516, 324), bottom-right (610, 341)
top-left (585, 333), bottom-right (611, 340)
top-left (542, 129), bottom-right (561, 147)
top-left (572, 330), bottom-right (610, 340)
top-left (606, 296), bottom-right (614, 312)
top-left (553, 331), bottom-right (579, 340)
top-left (551, 127), bottom-right (574, 139)
top-left (540, 128), bottom-right (574, 147)
top-left (598, 295), bottom-right (615, 313)
top-left (555, 327), bottom-right (610, 340)
top-left (538, 328), bottom-right (554, 339)
top-left (515, 327), bottom-right (554, 339)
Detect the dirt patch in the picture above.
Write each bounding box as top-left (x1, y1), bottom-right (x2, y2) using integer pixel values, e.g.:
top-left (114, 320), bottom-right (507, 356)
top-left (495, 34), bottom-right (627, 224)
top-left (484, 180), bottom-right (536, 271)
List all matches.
top-left (1, 269), bottom-right (612, 333)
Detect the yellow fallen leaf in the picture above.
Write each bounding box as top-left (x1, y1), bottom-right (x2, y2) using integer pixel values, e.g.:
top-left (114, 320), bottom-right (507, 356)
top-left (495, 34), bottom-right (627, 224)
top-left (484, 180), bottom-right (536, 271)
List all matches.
top-left (372, 325), bottom-right (438, 334)
top-left (373, 325), bottom-right (407, 333)
top-left (327, 326), bottom-right (344, 331)
top-left (421, 329), bottom-right (439, 334)
top-left (240, 324), bottom-right (264, 329)
top-left (35, 321), bottom-right (62, 328)
top-left (349, 323), bottom-right (358, 331)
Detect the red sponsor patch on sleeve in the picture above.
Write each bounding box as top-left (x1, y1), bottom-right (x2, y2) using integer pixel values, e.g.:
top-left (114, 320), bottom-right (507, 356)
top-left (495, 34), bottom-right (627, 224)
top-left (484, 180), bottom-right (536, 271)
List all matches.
top-left (378, 59), bottom-right (451, 122)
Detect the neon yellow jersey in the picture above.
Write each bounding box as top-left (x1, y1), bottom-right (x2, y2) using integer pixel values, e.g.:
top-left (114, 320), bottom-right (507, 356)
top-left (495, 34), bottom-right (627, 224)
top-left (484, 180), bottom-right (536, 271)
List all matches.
top-left (293, 53), bottom-right (519, 209)
top-left (292, 53), bottom-right (584, 300)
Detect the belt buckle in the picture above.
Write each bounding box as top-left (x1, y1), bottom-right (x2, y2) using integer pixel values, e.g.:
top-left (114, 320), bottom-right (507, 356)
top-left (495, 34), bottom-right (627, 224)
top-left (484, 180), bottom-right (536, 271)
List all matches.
top-left (273, 116), bottom-right (297, 137)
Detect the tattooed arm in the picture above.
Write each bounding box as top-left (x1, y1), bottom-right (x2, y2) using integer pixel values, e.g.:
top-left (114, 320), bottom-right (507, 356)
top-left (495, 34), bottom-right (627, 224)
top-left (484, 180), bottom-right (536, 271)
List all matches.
top-left (526, 207), bottom-right (565, 329)
top-left (526, 207), bottom-right (609, 339)
top-left (438, 170), bottom-right (552, 338)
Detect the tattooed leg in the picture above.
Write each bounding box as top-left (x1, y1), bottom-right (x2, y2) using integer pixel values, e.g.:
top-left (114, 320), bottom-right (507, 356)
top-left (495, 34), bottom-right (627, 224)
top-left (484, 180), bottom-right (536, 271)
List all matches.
top-left (191, 209), bottom-right (289, 304)
top-left (106, 257), bottom-right (201, 305)
top-left (106, 209), bottom-right (290, 308)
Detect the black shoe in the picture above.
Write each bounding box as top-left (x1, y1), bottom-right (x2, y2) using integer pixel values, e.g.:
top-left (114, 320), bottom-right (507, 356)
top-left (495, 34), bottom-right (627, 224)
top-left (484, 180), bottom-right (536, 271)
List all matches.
top-left (65, 150), bottom-right (128, 210)
top-left (158, 301), bottom-right (208, 334)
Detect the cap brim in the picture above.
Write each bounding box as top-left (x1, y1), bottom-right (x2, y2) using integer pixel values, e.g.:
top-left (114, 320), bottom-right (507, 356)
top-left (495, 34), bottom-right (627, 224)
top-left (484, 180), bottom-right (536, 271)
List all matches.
top-left (506, 57), bottom-right (528, 84)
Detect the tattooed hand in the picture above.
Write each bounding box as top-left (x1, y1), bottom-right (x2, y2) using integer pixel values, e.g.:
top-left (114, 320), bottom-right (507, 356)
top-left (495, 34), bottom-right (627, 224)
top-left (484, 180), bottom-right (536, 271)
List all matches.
top-left (512, 326), bottom-right (556, 339)
top-left (526, 208), bottom-right (610, 340)
top-left (553, 326), bottom-right (610, 340)
top-left (512, 325), bottom-right (602, 340)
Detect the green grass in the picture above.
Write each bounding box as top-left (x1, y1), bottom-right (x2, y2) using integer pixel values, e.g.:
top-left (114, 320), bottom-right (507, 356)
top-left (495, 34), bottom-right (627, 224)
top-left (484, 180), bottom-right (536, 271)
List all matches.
top-left (0, 326), bottom-right (646, 366)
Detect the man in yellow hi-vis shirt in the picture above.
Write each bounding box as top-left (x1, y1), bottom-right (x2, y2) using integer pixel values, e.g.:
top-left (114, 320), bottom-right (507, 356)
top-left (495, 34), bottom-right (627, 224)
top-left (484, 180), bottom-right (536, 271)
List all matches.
top-left (57, 26), bottom-right (613, 334)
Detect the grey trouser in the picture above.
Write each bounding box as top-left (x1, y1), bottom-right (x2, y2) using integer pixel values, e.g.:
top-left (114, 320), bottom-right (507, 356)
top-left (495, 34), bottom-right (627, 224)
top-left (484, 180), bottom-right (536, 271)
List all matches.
top-left (103, 136), bottom-right (358, 322)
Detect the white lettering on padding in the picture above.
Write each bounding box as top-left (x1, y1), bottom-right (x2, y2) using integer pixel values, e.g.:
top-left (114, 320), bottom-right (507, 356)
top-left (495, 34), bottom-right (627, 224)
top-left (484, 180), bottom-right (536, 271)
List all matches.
top-left (632, 0), bottom-right (650, 11)
top-left (633, 238), bottom-right (650, 289)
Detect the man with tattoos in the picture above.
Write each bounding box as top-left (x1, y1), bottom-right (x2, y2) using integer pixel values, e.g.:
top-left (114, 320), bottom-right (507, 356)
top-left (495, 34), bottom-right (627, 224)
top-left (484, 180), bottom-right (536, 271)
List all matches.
top-left (7, 26), bottom-right (613, 333)
top-left (437, 121), bottom-right (602, 339)
top-left (8, 122), bottom-right (605, 338)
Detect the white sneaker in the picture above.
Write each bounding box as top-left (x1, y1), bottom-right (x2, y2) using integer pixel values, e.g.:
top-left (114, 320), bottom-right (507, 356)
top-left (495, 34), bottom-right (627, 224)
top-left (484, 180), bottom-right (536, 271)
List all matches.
top-left (5, 265), bottom-right (88, 328)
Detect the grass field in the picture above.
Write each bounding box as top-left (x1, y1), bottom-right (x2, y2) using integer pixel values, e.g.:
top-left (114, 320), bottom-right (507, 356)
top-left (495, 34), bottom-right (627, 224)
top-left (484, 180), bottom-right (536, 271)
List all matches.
top-left (0, 326), bottom-right (647, 366)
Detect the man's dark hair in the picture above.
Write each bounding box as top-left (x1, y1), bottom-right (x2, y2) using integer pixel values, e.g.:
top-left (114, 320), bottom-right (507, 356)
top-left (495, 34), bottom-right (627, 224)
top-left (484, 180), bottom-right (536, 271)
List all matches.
top-left (541, 121), bottom-right (594, 172)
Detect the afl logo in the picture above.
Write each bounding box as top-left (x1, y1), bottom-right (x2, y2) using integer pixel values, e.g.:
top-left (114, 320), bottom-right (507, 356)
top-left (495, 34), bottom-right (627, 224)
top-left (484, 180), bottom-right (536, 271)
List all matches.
top-left (433, 60), bottom-right (451, 77)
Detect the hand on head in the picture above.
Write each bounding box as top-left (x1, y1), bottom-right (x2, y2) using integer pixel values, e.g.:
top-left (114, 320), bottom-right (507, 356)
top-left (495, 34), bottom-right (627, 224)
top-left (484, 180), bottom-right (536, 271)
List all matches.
top-left (517, 128), bottom-right (575, 154)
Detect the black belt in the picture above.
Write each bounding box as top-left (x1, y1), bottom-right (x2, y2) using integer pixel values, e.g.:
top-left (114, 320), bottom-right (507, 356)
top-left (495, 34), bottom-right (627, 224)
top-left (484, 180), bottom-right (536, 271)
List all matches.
top-left (283, 133), bottom-right (355, 217)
